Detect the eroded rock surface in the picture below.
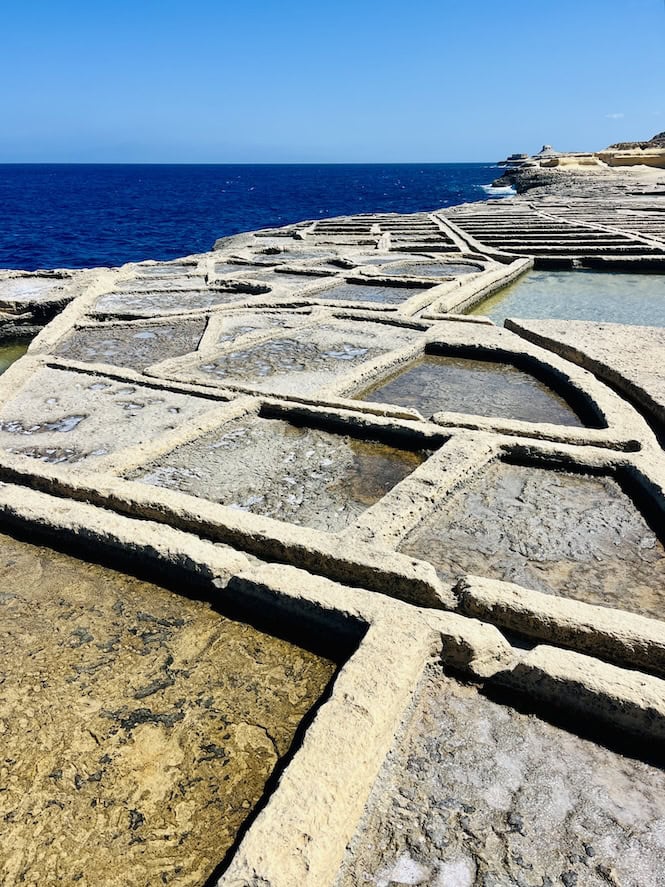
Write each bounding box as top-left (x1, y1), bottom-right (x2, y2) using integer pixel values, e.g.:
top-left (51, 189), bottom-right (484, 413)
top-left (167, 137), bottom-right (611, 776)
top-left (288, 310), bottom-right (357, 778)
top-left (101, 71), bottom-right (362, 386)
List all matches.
top-left (400, 462), bottom-right (665, 618)
top-left (129, 414), bottom-right (426, 532)
top-left (337, 667), bottom-right (665, 887)
top-left (0, 531), bottom-right (335, 886)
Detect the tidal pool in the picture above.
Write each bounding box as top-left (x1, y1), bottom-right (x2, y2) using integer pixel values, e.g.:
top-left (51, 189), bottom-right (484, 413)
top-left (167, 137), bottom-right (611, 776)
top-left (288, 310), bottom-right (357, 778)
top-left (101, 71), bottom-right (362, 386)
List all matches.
top-left (317, 282), bottom-right (432, 305)
top-left (0, 341), bottom-right (28, 374)
top-left (54, 319), bottom-right (206, 371)
top-left (129, 414), bottom-right (427, 532)
top-left (355, 354), bottom-right (586, 426)
top-left (399, 462), bottom-right (665, 618)
top-left (0, 530), bottom-right (335, 886)
top-left (471, 270), bottom-right (665, 326)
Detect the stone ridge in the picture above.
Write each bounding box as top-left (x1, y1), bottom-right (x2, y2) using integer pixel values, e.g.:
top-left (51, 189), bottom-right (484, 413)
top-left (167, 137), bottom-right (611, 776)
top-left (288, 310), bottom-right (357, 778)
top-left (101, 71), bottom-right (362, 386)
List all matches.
top-left (608, 130), bottom-right (665, 150)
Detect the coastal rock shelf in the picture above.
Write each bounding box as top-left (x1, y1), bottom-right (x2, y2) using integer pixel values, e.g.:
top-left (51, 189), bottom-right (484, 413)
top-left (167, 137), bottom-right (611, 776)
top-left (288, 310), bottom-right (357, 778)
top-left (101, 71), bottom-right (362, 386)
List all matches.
top-left (2, 169), bottom-right (665, 886)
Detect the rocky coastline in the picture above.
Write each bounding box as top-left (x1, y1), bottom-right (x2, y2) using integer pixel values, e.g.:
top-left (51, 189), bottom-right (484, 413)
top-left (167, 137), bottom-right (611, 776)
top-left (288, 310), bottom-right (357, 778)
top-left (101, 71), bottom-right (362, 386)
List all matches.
top-left (493, 131), bottom-right (665, 196)
top-left (0, 152), bottom-right (664, 886)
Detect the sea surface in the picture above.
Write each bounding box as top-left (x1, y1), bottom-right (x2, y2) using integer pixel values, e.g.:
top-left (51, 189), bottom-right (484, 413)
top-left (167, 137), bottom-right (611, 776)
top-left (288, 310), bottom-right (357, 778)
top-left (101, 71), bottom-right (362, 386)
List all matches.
top-left (0, 163), bottom-right (500, 271)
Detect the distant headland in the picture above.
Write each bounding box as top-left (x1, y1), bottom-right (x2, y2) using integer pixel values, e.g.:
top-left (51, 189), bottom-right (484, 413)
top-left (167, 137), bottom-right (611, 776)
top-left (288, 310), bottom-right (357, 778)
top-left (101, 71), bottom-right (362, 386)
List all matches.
top-left (495, 131), bottom-right (665, 194)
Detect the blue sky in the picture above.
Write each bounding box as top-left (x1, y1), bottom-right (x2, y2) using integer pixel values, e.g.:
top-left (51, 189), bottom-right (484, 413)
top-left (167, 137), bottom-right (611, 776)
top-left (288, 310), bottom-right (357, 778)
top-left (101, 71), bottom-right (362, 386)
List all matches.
top-left (2, 0), bottom-right (664, 162)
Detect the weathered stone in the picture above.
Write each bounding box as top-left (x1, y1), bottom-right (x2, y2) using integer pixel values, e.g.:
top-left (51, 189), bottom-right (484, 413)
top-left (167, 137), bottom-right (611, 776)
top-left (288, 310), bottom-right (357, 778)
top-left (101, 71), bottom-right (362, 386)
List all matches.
top-left (0, 530), bottom-right (335, 886)
top-left (336, 667), bottom-right (665, 887)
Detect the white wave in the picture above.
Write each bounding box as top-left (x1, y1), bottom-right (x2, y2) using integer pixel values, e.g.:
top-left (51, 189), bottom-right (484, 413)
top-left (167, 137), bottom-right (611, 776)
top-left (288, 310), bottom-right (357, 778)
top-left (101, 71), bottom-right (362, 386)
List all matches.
top-left (481, 184), bottom-right (516, 197)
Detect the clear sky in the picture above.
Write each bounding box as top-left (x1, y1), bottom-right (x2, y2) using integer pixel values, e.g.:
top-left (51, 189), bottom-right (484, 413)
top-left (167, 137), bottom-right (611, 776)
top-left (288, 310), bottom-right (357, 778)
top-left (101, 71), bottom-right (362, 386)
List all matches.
top-left (2, 0), bottom-right (664, 163)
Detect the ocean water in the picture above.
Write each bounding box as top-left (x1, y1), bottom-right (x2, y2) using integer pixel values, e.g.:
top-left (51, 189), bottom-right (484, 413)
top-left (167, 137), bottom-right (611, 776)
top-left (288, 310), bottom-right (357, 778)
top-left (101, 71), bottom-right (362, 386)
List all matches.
top-left (0, 163), bottom-right (499, 271)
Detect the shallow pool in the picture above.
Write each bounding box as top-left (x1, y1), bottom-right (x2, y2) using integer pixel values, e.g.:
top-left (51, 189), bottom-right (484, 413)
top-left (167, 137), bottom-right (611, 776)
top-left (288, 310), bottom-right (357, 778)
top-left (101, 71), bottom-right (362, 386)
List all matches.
top-left (0, 341), bottom-right (28, 374)
top-left (355, 354), bottom-right (586, 426)
top-left (471, 270), bottom-right (665, 326)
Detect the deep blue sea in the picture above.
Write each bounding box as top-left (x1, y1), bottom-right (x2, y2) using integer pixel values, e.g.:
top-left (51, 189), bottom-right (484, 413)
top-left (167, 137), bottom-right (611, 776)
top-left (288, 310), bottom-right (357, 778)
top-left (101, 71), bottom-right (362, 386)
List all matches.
top-left (0, 163), bottom-right (501, 271)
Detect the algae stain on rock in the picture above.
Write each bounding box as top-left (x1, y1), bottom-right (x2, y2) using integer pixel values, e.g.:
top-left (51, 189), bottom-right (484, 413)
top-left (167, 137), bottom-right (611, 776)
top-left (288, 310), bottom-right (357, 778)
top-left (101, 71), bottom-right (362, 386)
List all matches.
top-left (0, 532), bottom-right (335, 886)
top-left (0, 341), bottom-right (28, 374)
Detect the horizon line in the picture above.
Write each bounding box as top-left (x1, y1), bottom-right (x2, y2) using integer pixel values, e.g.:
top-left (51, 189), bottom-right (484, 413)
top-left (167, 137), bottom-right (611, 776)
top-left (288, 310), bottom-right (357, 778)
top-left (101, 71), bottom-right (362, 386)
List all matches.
top-left (0, 159), bottom-right (498, 166)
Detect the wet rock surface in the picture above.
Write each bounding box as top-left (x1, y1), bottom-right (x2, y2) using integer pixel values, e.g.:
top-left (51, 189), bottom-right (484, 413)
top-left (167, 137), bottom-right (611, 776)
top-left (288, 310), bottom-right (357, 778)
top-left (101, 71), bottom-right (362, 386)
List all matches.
top-left (315, 282), bottom-right (432, 305)
top-left (400, 462), bottom-right (665, 618)
top-left (0, 530), bottom-right (335, 886)
top-left (337, 666), bottom-right (665, 887)
top-left (356, 354), bottom-right (585, 426)
top-left (129, 414), bottom-right (426, 532)
top-left (0, 367), bottom-right (214, 465)
top-left (53, 318), bottom-right (207, 370)
top-left (188, 320), bottom-right (419, 395)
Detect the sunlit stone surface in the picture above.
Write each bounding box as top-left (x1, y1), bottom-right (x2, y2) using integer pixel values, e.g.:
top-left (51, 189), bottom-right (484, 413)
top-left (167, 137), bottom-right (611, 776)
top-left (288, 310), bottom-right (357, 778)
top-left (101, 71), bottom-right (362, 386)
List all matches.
top-left (0, 531), bottom-right (335, 886)
top-left (400, 462), bottom-right (665, 618)
top-left (337, 667), bottom-right (665, 887)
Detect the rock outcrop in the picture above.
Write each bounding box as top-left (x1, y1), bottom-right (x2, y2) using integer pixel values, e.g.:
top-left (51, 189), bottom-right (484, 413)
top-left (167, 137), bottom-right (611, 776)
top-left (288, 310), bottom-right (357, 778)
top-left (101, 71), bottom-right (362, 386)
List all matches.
top-left (607, 131), bottom-right (665, 150)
